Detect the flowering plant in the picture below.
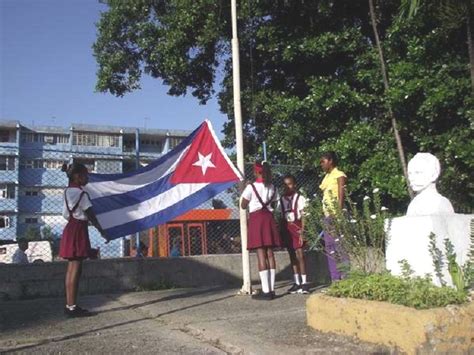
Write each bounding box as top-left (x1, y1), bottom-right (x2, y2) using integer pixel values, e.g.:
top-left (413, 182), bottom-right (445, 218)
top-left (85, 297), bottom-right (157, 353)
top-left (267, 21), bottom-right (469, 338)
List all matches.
top-left (305, 188), bottom-right (390, 274)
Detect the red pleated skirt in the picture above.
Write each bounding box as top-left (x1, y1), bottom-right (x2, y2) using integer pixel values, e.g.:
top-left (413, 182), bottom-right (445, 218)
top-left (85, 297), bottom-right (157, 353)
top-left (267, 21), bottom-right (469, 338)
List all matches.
top-left (281, 220), bottom-right (305, 250)
top-left (247, 208), bottom-right (281, 250)
top-left (59, 218), bottom-right (91, 260)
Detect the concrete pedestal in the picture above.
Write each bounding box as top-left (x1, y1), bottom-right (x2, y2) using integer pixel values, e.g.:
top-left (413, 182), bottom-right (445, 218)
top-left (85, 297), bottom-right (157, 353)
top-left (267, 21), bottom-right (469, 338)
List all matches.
top-left (386, 214), bottom-right (473, 287)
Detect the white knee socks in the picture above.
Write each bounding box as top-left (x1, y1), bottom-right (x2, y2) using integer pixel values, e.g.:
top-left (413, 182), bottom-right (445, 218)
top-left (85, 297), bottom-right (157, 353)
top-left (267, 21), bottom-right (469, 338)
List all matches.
top-left (259, 270), bottom-right (270, 293)
top-left (270, 269), bottom-right (276, 292)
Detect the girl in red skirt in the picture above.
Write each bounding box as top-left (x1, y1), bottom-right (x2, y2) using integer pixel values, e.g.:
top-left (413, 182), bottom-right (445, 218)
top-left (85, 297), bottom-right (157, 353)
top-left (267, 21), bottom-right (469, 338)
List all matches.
top-left (241, 162), bottom-right (281, 300)
top-left (60, 163), bottom-right (109, 317)
top-left (280, 175), bottom-right (310, 294)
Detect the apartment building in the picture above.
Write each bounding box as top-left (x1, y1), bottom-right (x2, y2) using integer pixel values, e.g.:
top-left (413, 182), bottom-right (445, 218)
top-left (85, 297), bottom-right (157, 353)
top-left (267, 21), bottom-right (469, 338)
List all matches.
top-left (0, 120), bottom-right (190, 256)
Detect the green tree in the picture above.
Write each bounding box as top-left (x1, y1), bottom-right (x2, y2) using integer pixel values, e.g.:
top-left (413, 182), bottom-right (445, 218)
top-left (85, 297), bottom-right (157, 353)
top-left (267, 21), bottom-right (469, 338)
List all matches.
top-left (22, 226), bottom-right (42, 241)
top-left (94, 0), bottom-right (473, 212)
top-left (399, 0), bottom-right (474, 92)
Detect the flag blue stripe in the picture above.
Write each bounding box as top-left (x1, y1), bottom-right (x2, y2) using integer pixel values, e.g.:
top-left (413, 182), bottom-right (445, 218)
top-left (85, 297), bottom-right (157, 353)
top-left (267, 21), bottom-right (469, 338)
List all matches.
top-left (104, 181), bottom-right (236, 239)
top-left (88, 122), bottom-right (203, 183)
top-left (91, 173), bottom-right (174, 215)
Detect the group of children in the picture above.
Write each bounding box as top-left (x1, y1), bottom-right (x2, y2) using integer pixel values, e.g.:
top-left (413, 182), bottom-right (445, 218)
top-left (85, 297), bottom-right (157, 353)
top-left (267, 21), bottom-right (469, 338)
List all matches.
top-left (241, 151), bottom-right (346, 300)
top-left (57, 151), bottom-right (346, 315)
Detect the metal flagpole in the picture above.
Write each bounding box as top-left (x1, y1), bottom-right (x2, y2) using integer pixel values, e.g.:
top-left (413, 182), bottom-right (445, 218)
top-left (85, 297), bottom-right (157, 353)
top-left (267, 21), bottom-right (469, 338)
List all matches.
top-left (135, 128), bottom-right (142, 258)
top-left (231, 0), bottom-right (252, 295)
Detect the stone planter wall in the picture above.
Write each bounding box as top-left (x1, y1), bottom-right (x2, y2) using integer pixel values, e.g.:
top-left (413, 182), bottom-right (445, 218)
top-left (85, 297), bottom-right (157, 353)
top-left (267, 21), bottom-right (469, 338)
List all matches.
top-left (307, 294), bottom-right (474, 354)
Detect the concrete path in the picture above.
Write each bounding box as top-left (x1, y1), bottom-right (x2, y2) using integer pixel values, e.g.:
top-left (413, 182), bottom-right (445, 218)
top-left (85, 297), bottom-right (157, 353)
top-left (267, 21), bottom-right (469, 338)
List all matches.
top-left (0, 283), bottom-right (388, 354)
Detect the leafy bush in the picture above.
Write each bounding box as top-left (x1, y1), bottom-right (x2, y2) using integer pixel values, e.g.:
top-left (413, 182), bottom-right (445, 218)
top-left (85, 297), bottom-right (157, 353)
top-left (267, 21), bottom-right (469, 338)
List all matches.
top-left (326, 272), bottom-right (468, 309)
top-left (305, 188), bottom-right (389, 274)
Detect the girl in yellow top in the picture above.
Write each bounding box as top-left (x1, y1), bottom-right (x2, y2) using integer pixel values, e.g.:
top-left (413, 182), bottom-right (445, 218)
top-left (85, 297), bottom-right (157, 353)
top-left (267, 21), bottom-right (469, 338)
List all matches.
top-left (319, 151), bottom-right (348, 281)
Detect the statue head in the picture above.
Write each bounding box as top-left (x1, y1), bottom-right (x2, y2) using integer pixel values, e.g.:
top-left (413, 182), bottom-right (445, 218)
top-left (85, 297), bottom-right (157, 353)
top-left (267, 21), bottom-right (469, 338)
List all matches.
top-left (407, 153), bottom-right (441, 193)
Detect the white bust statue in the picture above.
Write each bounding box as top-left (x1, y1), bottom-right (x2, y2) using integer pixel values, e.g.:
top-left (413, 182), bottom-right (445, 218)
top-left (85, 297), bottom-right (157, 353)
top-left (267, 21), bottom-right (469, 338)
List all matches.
top-left (406, 153), bottom-right (455, 216)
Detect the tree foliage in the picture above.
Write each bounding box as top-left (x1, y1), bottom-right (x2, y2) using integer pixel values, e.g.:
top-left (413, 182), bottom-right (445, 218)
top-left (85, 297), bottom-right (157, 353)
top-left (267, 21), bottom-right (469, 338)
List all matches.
top-left (94, 0), bottom-right (473, 212)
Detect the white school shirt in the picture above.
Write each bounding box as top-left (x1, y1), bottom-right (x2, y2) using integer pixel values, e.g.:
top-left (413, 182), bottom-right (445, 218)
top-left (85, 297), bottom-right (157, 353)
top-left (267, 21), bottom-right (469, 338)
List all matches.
top-left (280, 192), bottom-right (307, 221)
top-left (62, 187), bottom-right (93, 221)
top-left (241, 182), bottom-right (278, 213)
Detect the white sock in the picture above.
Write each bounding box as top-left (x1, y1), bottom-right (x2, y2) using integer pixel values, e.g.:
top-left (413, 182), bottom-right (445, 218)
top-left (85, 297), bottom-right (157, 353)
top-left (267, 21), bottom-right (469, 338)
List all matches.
top-left (259, 270), bottom-right (270, 293)
top-left (294, 274), bottom-right (301, 285)
top-left (270, 269), bottom-right (276, 292)
top-left (302, 274), bottom-right (307, 284)
top-left (66, 304), bottom-right (76, 310)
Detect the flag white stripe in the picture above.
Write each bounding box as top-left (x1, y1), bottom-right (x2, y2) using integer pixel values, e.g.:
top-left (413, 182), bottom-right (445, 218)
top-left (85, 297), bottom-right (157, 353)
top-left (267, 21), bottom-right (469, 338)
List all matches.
top-left (97, 182), bottom-right (209, 229)
top-left (86, 145), bottom-right (190, 199)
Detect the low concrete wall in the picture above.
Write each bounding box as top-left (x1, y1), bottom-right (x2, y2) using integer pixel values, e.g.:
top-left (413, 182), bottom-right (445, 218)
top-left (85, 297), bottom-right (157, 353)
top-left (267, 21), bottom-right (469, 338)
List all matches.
top-left (307, 294), bottom-right (474, 354)
top-left (0, 251), bottom-right (329, 301)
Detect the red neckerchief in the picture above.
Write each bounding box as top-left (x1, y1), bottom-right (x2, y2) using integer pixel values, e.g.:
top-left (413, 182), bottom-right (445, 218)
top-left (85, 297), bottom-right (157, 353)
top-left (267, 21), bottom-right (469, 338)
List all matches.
top-left (255, 178), bottom-right (264, 183)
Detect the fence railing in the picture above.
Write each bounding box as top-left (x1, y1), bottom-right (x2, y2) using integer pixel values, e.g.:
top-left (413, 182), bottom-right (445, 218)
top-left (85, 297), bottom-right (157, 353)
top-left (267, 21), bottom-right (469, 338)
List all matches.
top-left (0, 146), bottom-right (317, 265)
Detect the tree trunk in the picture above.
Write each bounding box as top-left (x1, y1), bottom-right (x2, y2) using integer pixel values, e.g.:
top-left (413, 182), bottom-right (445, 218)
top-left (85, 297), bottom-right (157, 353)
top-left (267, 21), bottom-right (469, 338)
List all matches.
top-left (368, 0), bottom-right (414, 199)
top-left (467, 12), bottom-right (474, 94)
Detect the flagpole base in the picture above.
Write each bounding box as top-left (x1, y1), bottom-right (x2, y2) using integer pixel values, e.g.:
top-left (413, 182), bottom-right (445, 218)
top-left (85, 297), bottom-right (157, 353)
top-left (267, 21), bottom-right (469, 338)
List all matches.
top-left (237, 284), bottom-right (252, 296)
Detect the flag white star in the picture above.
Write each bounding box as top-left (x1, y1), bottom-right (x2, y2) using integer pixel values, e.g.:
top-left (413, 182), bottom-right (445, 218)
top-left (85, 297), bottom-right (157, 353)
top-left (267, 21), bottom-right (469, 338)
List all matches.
top-left (192, 152), bottom-right (216, 175)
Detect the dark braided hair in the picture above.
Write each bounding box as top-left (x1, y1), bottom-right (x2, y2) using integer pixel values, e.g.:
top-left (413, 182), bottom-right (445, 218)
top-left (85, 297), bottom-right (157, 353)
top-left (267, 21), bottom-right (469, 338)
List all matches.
top-left (61, 162), bottom-right (88, 183)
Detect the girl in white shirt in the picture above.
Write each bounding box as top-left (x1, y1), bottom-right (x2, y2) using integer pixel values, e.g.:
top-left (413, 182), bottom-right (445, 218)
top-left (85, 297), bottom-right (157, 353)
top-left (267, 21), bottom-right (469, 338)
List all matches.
top-left (241, 162), bottom-right (281, 300)
top-left (59, 163), bottom-right (108, 317)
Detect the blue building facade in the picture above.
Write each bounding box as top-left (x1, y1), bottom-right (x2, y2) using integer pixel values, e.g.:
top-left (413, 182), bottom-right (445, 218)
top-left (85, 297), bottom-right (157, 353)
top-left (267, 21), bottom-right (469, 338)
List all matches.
top-left (0, 120), bottom-right (190, 257)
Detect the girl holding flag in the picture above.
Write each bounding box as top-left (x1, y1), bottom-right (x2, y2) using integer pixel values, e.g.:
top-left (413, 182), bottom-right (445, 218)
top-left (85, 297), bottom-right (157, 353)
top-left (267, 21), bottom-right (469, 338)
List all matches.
top-left (60, 163), bottom-right (109, 317)
top-left (241, 162), bottom-right (281, 300)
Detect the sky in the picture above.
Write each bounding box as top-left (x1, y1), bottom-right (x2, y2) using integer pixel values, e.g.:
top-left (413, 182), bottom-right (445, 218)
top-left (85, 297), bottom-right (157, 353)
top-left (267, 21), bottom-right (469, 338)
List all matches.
top-left (0, 0), bottom-right (227, 136)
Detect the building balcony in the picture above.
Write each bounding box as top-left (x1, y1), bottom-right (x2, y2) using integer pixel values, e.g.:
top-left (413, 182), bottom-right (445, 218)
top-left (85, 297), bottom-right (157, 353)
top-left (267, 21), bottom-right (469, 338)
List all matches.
top-left (18, 196), bottom-right (63, 214)
top-left (0, 198), bottom-right (18, 212)
top-left (19, 169), bottom-right (68, 187)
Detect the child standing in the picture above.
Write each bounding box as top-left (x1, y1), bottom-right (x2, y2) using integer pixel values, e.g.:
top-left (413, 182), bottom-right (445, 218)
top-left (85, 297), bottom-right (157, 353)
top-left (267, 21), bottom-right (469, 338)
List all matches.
top-left (60, 163), bottom-right (109, 317)
top-left (241, 162), bottom-right (281, 300)
top-left (319, 151), bottom-right (348, 281)
top-left (280, 175), bottom-right (309, 294)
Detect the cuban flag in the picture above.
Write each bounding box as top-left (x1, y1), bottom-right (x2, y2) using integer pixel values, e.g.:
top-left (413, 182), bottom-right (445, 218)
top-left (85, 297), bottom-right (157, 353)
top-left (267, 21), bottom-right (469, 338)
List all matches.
top-left (85, 120), bottom-right (242, 240)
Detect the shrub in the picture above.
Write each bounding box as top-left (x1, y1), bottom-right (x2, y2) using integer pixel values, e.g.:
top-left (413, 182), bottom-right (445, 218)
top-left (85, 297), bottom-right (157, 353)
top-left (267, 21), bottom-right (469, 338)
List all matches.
top-left (305, 188), bottom-right (389, 274)
top-left (326, 272), bottom-right (468, 309)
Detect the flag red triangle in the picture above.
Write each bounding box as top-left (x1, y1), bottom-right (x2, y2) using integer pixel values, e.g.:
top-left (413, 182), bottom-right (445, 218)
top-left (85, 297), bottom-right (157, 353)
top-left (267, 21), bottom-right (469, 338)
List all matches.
top-left (170, 121), bottom-right (241, 184)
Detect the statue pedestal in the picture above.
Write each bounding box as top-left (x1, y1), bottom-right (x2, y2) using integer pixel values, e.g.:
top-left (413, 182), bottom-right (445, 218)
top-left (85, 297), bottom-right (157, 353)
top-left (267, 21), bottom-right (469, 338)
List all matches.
top-left (386, 214), bottom-right (472, 287)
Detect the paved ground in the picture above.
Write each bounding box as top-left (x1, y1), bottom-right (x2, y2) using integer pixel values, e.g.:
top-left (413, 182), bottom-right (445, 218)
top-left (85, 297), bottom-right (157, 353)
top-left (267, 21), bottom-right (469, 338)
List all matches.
top-left (0, 283), bottom-right (389, 354)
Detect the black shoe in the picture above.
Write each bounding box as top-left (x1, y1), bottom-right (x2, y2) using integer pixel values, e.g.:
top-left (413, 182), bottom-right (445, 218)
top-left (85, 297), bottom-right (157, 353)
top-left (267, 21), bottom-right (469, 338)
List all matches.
top-left (270, 291), bottom-right (276, 299)
top-left (300, 283), bottom-right (310, 294)
top-left (64, 306), bottom-right (92, 318)
top-left (252, 292), bottom-right (273, 301)
top-left (287, 284), bottom-right (302, 294)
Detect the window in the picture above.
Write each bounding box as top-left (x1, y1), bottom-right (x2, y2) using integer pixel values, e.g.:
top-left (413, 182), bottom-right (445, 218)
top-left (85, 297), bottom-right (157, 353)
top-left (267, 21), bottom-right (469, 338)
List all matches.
top-left (43, 135), bottom-right (54, 144)
top-left (0, 216), bottom-right (10, 229)
top-left (0, 184), bottom-right (15, 199)
top-left (20, 159), bottom-right (64, 169)
top-left (169, 137), bottom-right (183, 149)
top-left (73, 132), bottom-right (119, 147)
top-left (0, 156), bottom-right (15, 170)
top-left (21, 133), bottom-right (35, 143)
top-left (41, 188), bottom-right (63, 196)
top-left (25, 217), bottom-right (38, 224)
top-left (57, 135), bottom-right (69, 144)
top-left (0, 130), bottom-right (11, 143)
top-left (25, 190), bottom-right (39, 197)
